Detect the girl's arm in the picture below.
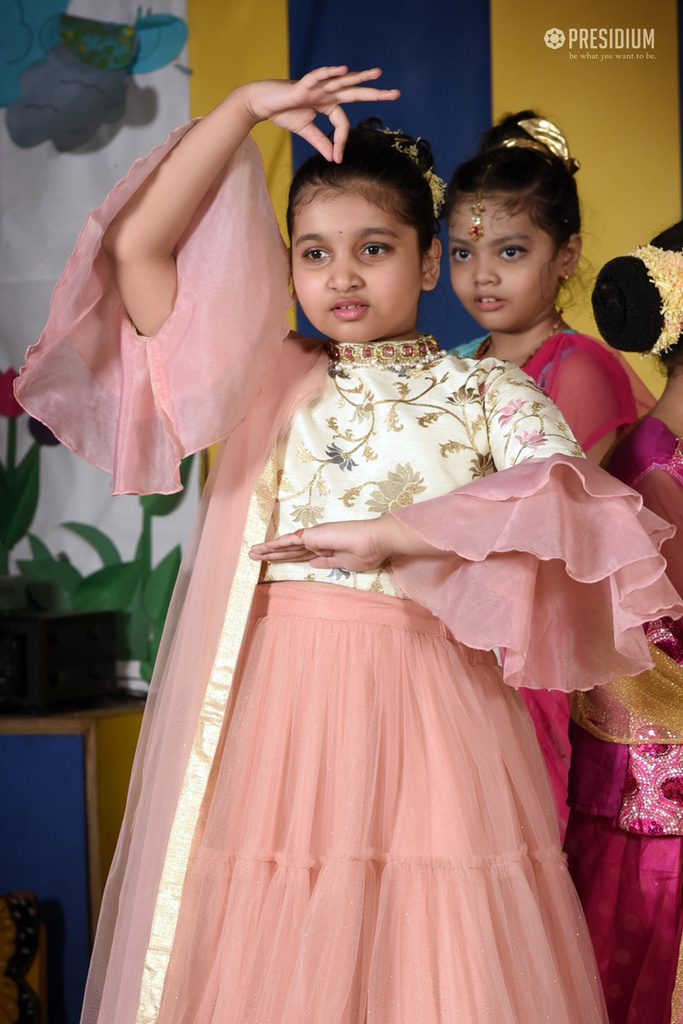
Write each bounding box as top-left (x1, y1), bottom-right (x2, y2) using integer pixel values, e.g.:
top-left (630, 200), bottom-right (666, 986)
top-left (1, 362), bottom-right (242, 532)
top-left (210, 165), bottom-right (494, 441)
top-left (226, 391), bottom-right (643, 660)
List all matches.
top-left (249, 516), bottom-right (445, 573)
top-left (103, 66), bottom-right (399, 337)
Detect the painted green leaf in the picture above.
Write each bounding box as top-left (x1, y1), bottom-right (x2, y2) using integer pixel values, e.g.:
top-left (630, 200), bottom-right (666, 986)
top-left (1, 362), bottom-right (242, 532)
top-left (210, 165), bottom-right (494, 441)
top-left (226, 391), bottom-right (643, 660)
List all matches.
top-left (142, 545), bottom-right (181, 625)
top-left (16, 556), bottom-right (82, 610)
top-left (27, 533), bottom-right (54, 561)
top-left (120, 583), bottom-right (150, 662)
top-left (0, 443), bottom-right (40, 548)
top-left (74, 560), bottom-right (143, 612)
top-left (62, 521), bottom-right (122, 566)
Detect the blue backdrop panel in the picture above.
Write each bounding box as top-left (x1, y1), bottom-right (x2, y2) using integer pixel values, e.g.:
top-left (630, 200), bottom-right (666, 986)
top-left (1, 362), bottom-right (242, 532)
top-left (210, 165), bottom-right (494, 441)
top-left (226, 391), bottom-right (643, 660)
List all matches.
top-left (0, 733), bottom-right (91, 1024)
top-left (288, 0), bottom-right (491, 346)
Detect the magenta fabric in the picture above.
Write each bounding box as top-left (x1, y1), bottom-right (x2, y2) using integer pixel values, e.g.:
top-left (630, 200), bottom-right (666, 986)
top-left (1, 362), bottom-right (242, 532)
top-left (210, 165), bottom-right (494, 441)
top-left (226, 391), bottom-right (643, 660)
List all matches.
top-left (524, 331), bottom-right (646, 452)
top-left (608, 416), bottom-right (683, 491)
top-left (565, 415), bottom-right (683, 1024)
top-left (519, 331), bottom-right (651, 837)
top-left (565, 810), bottom-right (683, 1024)
top-left (609, 417), bottom-right (683, 607)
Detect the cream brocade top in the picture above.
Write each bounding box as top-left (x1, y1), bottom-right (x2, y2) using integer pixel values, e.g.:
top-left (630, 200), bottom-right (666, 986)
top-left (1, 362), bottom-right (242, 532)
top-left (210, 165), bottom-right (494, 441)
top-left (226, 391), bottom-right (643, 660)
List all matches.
top-left (264, 353), bottom-right (583, 597)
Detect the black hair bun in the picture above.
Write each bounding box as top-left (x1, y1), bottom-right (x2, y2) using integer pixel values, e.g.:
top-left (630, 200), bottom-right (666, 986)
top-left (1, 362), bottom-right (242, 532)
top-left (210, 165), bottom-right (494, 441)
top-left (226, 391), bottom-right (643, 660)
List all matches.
top-left (591, 255), bottom-right (663, 353)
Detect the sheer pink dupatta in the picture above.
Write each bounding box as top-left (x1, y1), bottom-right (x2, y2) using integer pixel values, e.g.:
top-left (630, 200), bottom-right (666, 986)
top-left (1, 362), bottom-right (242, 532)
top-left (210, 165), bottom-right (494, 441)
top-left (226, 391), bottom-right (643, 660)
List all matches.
top-left (14, 124), bottom-right (329, 1024)
top-left (15, 124), bottom-right (294, 495)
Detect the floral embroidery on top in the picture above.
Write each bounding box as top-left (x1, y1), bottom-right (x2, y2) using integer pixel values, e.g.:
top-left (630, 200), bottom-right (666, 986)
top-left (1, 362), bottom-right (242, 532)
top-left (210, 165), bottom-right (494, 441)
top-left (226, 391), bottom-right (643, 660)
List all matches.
top-left (264, 354), bottom-right (583, 595)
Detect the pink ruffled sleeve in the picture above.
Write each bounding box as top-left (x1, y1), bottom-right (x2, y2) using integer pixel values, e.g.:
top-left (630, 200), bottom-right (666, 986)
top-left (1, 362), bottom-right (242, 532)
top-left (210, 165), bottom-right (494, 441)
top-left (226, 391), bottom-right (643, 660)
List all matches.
top-left (14, 124), bottom-right (292, 495)
top-left (389, 454), bottom-right (683, 692)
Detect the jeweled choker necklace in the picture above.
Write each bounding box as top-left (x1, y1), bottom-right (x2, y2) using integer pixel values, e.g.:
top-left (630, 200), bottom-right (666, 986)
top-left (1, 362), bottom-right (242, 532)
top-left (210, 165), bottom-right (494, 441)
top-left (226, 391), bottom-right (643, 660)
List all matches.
top-left (326, 334), bottom-right (445, 371)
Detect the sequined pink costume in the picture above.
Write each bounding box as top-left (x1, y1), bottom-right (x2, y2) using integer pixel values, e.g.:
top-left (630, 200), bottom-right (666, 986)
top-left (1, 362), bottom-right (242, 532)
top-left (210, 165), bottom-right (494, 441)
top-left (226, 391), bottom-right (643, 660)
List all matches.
top-left (565, 415), bottom-right (683, 1024)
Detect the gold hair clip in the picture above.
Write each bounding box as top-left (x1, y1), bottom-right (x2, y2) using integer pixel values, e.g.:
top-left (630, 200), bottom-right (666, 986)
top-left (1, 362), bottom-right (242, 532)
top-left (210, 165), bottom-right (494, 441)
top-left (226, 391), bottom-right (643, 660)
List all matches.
top-left (382, 128), bottom-right (446, 217)
top-left (628, 244), bottom-right (683, 355)
top-left (500, 117), bottom-right (580, 175)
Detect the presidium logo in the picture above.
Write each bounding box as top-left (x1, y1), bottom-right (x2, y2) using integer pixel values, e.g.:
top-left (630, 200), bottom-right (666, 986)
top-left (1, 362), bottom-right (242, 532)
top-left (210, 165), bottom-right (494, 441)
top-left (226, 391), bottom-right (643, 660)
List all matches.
top-left (544, 28), bottom-right (565, 49)
top-left (544, 25), bottom-right (655, 57)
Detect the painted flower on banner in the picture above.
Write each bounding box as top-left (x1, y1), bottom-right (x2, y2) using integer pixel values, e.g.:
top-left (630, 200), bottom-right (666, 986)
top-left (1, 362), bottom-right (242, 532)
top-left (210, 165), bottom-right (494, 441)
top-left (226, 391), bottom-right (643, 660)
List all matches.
top-left (1, 5), bottom-right (188, 151)
top-left (0, 368), bottom-right (23, 418)
top-left (0, 368), bottom-right (60, 574)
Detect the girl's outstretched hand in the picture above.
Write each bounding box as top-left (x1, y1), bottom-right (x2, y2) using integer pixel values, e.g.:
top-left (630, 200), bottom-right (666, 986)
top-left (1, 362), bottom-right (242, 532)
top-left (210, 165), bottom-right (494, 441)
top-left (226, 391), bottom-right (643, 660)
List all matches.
top-left (243, 66), bottom-right (400, 163)
top-left (249, 515), bottom-right (441, 573)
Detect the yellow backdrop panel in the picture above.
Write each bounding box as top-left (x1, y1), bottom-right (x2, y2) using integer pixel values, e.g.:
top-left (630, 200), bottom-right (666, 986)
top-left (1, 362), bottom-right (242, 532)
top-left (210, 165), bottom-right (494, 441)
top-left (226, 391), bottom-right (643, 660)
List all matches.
top-left (186, 0), bottom-right (292, 480)
top-left (490, 0), bottom-right (680, 395)
top-left (186, 0), bottom-right (292, 232)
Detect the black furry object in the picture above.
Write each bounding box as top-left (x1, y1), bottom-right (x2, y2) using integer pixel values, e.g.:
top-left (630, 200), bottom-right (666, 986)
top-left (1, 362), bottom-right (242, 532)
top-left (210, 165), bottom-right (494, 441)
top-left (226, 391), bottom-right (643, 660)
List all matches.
top-left (591, 255), bottom-right (664, 353)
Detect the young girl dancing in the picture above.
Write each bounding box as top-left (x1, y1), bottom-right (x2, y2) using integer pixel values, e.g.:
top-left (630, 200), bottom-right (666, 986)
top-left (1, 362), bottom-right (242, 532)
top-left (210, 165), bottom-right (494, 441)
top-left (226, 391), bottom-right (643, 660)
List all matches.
top-left (15, 67), bottom-right (680, 1024)
top-left (567, 220), bottom-right (683, 1024)
top-left (444, 111), bottom-right (652, 835)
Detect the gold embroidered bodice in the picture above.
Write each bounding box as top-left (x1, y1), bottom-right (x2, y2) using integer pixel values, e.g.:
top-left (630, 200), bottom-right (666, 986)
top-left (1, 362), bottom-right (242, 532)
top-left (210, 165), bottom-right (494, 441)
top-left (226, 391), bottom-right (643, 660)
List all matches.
top-left (264, 353), bottom-right (582, 596)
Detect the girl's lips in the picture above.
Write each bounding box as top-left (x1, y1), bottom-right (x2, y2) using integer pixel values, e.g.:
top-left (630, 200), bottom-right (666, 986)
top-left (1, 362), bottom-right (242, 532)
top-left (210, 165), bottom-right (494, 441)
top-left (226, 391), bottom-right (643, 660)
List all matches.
top-left (475, 297), bottom-right (504, 311)
top-left (332, 302), bottom-right (368, 321)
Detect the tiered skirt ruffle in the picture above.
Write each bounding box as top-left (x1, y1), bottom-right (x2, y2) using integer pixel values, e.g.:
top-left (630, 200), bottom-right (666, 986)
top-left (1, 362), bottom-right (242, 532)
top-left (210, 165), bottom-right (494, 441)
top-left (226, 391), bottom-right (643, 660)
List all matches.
top-left (156, 582), bottom-right (607, 1024)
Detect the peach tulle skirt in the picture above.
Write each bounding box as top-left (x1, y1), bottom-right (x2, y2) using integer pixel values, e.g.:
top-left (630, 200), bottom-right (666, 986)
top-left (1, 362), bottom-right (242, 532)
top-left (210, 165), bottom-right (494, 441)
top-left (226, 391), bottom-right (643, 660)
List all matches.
top-left (155, 581), bottom-right (607, 1024)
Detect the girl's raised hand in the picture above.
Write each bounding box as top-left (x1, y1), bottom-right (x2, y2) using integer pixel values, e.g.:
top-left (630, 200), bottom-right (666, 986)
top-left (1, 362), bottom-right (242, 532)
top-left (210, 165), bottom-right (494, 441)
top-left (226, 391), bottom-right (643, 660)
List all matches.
top-left (243, 66), bottom-right (400, 163)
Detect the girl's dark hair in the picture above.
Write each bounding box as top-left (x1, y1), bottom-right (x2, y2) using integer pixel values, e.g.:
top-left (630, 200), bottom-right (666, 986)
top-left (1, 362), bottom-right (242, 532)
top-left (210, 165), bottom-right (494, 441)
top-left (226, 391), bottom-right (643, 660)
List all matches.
top-left (592, 219), bottom-right (683, 376)
top-left (445, 109), bottom-right (580, 251)
top-left (287, 118), bottom-right (439, 253)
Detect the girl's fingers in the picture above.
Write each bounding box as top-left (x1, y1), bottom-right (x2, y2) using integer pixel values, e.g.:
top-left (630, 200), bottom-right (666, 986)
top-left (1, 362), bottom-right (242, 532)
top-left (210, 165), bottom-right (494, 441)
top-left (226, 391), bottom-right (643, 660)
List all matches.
top-left (303, 65), bottom-right (381, 92)
top-left (294, 122), bottom-right (335, 161)
top-left (326, 105), bottom-right (349, 163)
top-left (249, 531), bottom-right (314, 561)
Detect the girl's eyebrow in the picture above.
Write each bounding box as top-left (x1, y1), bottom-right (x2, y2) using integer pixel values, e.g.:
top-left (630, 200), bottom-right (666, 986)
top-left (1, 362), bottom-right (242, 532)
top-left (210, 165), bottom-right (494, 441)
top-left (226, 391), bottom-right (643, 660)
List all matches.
top-left (449, 232), bottom-right (531, 245)
top-left (294, 226), bottom-right (400, 246)
top-left (493, 233), bottom-right (531, 243)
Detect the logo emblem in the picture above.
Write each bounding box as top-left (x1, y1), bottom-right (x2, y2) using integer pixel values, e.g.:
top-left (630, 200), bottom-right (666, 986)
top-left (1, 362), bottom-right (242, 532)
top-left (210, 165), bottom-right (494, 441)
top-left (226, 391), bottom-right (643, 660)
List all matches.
top-left (544, 27), bottom-right (565, 49)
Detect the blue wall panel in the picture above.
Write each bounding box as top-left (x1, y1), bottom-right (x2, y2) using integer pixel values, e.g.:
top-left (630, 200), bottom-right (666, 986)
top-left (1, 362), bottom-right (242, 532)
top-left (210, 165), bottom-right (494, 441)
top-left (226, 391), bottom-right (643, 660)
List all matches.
top-left (0, 733), bottom-right (91, 1024)
top-left (288, 0), bottom-right (491, 346)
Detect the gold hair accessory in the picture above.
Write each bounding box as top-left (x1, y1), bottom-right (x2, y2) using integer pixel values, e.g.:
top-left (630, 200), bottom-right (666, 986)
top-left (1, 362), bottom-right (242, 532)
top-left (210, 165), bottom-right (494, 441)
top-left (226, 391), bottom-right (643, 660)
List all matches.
top-left (628, 244), bottom-right (683, 355)
top-left (500, 117), bottom-right (580, 175)
top-left (381, 128), bottom-right (446, 218)
top-left (469, 163), bottom-right (491, 242)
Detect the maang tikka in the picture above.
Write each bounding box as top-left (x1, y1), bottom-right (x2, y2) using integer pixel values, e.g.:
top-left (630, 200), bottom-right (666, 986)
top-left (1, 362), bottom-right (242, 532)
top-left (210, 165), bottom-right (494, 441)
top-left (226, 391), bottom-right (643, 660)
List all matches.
top-left (469, 164), bottom-right (491, 242)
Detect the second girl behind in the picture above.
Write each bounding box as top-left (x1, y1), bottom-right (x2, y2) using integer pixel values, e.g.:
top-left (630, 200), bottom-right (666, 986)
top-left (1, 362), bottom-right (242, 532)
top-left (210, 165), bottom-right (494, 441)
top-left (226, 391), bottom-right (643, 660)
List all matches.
top-left (445, 112), bottom-right (651, 836)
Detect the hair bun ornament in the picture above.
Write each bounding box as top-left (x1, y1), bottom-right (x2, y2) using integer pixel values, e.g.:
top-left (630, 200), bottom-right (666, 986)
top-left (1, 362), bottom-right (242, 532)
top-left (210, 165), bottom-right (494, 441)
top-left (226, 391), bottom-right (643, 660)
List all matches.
top-left (499, 116), bottom-right (580, 175)
top-left (591, 255), bottom-right (664, 354)
top-left (381, 127), bottom-right (446, 217)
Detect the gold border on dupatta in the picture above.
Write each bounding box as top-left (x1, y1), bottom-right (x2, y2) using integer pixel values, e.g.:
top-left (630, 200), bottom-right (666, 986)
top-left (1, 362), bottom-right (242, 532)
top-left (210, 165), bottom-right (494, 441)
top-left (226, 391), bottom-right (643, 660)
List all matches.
top-left (135, 452), bottom-right (277, 1024)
